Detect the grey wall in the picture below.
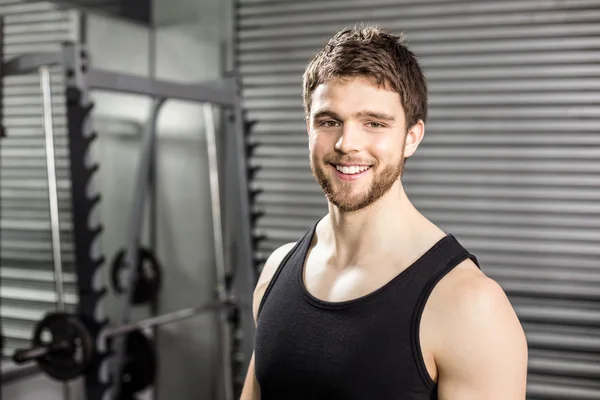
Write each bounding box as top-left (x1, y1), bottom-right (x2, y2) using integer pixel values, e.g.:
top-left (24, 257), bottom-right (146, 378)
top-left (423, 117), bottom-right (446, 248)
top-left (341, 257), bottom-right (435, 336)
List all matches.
top-left (235, 1), bottom-right (600, 398)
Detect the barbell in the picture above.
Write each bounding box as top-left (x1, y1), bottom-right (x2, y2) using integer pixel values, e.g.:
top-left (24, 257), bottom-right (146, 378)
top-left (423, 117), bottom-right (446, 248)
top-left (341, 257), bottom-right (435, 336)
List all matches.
top-left (12, 296), bottom-right (237, 382)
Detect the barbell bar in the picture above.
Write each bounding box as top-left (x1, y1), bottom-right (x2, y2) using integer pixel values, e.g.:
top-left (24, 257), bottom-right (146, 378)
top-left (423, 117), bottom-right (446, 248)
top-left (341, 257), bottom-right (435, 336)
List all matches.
top-left (102, 298), bottom-right (235, 339)
top-left (12, 296), bottom-right (237, 382)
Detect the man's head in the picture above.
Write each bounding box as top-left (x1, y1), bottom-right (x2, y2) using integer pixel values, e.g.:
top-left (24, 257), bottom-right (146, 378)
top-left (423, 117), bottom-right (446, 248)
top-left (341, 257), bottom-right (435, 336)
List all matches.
top-left (303, 26), bottom-right (428, 212)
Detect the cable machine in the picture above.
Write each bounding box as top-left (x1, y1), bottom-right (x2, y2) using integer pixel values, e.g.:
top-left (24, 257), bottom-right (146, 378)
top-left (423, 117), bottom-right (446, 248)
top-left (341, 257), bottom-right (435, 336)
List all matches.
top-left (2, 40), bottom-right (256, 400)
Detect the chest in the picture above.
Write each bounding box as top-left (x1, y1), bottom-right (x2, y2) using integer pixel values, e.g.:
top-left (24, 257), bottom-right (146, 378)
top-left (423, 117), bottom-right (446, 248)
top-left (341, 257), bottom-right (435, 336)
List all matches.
top-left (302, 257), bottom-right (408, 303)
top-left (255, 286), bottom-right (435, 399)
top-left (256, 301), bottom-right (414, 391)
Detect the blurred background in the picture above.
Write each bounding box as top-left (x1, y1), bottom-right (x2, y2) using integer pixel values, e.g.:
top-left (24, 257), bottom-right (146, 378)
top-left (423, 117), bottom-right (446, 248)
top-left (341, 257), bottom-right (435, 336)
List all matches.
top-left (1, 0), bottom-right (600, 399)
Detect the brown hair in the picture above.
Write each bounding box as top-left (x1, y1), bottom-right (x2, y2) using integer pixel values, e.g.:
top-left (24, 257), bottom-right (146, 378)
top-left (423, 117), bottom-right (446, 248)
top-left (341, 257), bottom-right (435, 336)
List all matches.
top-left (302, 25), bottom-right (428, 129)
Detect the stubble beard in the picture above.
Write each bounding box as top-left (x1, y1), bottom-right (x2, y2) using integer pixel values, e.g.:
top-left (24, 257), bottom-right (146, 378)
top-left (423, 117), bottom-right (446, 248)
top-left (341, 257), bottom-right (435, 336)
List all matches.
top-left (310, 154), bottom-right (405, 213)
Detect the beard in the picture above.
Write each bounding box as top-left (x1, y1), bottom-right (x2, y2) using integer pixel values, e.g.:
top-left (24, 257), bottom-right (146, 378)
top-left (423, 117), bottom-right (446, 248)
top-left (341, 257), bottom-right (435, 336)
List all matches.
top-left (310, 152), bottom-right (405, 212)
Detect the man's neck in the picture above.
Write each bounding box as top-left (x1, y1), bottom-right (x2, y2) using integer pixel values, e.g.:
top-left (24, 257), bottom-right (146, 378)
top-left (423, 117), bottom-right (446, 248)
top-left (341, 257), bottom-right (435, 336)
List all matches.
top-left (319, 182), bottom-right (443, 269)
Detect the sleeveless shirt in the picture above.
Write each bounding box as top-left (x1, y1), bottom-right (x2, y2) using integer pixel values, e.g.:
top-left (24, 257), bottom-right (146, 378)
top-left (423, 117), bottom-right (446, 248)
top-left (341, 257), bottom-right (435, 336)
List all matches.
top-left (254, 220), bottom-right (479, 400)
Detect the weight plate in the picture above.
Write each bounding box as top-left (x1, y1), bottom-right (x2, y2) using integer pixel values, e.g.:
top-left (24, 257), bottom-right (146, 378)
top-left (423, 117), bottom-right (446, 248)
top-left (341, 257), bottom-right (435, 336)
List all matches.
top-left (118, 330), bottom-right (156, 395)
top-left (32, 313), bottom-right (94, 382)
top-left (116, 390), bottom-right (139, 400)
top-left (111, 247), bottom-right (162, 305)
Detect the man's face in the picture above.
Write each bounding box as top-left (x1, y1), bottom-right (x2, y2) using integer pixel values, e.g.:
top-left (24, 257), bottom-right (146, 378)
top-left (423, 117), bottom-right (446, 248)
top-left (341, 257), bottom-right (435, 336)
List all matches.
top-left (307, 77), bottom-right (414, 212)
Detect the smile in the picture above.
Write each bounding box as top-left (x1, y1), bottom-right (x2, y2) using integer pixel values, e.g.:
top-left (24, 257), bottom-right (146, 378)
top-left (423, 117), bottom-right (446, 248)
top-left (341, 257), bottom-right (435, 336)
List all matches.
top-left (331, 164), bottom-right (372, 181)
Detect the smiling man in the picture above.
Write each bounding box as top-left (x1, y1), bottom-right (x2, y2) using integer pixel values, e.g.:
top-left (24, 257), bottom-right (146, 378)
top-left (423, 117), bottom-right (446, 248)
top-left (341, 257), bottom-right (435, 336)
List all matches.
top-left (240, 26), bottom-right (528, 400)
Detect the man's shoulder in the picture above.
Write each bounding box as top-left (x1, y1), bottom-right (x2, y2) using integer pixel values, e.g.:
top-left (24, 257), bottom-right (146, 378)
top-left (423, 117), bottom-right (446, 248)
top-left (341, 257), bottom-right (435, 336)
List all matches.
top-left (259, 242), bottom-right (298, 286)
top-left (429, 258), bottom-right (515, 332)
top-left (252, 242), bottom-right (297, 321)
top-left (422, 261), bottom-right (528, 397)
top-left (426, 258), bottom-right (527, 375)
top-left (437, 259), bottom-right (506, 313)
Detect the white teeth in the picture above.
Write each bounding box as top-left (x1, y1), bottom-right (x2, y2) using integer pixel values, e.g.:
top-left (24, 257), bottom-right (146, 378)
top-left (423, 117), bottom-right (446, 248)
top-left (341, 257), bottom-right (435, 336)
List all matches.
top-left (335, 165), bottom-right (370, 175)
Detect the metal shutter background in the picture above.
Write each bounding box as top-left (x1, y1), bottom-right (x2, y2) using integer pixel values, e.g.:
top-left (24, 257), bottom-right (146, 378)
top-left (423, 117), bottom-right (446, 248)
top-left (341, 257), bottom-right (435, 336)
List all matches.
top-left (0, 0), bottom-right (79, 356)
top-left (235, 1), bottom-right (600, 398)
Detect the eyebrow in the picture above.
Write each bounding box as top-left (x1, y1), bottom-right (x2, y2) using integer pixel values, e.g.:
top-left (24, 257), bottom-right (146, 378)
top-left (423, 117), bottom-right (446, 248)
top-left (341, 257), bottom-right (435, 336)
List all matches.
top-left (312, 109), bottom-right (342, 121)
top-left (354, 110), bottom-right (396, 122)
top-left (311, 108), bottom-right (395, 122)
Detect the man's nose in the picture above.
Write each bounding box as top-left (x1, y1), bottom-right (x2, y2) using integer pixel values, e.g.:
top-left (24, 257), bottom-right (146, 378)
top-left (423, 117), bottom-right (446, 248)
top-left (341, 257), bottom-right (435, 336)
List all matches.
top-left (334, 123), bottom-right (363, 153)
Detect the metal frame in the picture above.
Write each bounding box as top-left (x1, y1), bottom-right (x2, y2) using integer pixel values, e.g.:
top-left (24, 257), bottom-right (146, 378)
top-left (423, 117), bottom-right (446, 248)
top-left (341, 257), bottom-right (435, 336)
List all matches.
top-left (61, 41), bottom-right (108, 400)
top-left (1, 41), bottom-right (256, 400)
top-left (3, 54), bottom-right (239, 107)
top-left (110, 96), bottom-right (166, 399)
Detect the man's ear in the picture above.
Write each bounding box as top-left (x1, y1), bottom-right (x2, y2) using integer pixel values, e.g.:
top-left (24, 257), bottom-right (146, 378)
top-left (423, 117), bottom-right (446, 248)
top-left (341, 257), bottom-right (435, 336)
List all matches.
top-left (404, 119), bottom-right (425, 158)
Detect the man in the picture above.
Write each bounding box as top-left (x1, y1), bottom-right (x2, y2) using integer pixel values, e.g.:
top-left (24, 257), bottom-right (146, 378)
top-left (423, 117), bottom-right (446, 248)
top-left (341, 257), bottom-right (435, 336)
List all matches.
top-left (240, 26), bottom-right (528, 400)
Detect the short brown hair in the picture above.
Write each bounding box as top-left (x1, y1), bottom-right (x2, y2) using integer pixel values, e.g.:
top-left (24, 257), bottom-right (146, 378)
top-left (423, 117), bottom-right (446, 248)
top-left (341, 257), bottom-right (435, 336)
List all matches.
top-left (302, 25), bottom-right (428, 129)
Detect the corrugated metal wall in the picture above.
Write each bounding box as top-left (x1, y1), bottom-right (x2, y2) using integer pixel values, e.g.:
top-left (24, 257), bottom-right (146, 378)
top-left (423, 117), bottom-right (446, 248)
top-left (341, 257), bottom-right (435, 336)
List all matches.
top-left (0, 0), bottom-right (79, 356)
top-left (235, 1), bottom-right (600, 398)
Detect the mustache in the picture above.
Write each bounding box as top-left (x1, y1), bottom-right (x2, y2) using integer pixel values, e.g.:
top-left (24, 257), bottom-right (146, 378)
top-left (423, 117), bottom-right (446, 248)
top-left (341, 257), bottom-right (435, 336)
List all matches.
top-left (322, 154), bottom-right (375, 165)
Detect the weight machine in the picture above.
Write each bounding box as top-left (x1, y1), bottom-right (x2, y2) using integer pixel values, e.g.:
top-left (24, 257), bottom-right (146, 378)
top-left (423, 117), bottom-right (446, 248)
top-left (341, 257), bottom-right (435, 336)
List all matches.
top-left (1, 39), bottom-right (257, 400)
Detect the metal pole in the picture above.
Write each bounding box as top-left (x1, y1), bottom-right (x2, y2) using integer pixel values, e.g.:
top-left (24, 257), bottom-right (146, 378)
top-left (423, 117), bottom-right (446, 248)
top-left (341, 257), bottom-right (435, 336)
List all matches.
top-left (111, 97), bottom-right (165, 399)
top-left (12, 298), bottom-right (236, 367)
top-left (39, 65), bottom-right (70, 400)
top-left (147, 26), bottom-right (160, 400)
top-left (230, 90), bottom-right (257, 369)
top-left (203, 103), bottom-right (234, 400)
top-left (103, 300), bottom-right (232, 339)
top-left (40, 66), bottom-right (66, 312)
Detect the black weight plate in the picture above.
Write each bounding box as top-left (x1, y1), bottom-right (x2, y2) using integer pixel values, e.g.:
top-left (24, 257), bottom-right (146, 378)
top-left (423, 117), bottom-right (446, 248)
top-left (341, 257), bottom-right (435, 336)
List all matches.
top-left (111, 247), bottom-right (162, 304)
top-left (116, 388), bottom-right (139, 400)
top-left (32, 313), bottom-right (94, 382)
top-left (133, 248), bottom-right (162, 304)
top-left (119, 330), bottom-right (156, 394)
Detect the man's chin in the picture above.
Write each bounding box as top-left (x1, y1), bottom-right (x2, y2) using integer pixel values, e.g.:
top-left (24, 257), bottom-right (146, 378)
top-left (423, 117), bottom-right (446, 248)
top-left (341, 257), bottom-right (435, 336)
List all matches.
top-left (326, 192), bottom-right (371, 212)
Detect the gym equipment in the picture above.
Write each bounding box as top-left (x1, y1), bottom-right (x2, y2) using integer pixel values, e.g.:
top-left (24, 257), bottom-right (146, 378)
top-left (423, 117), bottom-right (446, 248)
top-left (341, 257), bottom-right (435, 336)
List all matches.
top-left (116, 331), bottom-right (156, 399)
top-left (40, 56), bottom-right (72, 400)
top-left (109, 97), bottom-right (165, 399)
top-left (14, 313), bottom-right (94, 382)
top-left (2, 40), bottom-right (256, 400)
top-left (110, 247), bottom-right (163, 305)
top-left (12, 297), bottom-right (235, 381)
top-left (40, 65), bottom-right (67, 314)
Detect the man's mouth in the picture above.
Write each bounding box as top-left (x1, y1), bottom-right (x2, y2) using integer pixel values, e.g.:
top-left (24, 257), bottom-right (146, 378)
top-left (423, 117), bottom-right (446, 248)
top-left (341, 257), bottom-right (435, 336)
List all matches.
top-left (330, 163), bottom-right (372, 181)
top-left (334, 164), bottom-right (371, 175)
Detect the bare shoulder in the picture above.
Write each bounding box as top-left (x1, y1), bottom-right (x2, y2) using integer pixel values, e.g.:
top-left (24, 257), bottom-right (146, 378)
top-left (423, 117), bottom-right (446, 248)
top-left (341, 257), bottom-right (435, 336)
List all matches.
top-left (432, 259), bottom-right (510, 314)
top-left (429, 258), bottom-right (525, 346)
top-left (252, 242), bottom-right (297, 322)
top-left (424, 259), bottom-right (528, 398)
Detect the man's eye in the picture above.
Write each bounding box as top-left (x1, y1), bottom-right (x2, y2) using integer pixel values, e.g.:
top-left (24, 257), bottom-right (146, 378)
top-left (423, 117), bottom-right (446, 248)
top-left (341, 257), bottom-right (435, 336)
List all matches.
top-left (321, 120), bottom-right (340, 127)
top-left (368, 122), bottom-right (383, 128)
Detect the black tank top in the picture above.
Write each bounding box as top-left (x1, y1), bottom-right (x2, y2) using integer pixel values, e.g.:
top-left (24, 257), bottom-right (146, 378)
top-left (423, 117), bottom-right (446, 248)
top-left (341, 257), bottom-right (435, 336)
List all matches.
top-left (254, 221), bottom-right (479, 400)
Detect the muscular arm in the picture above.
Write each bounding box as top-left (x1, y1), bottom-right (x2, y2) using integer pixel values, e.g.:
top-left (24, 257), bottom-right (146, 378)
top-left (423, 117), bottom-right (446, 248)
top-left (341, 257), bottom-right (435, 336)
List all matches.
top-left (240, 242), bottom-right (297, 400)
top-left (431, 265), bottom-right (529, 399)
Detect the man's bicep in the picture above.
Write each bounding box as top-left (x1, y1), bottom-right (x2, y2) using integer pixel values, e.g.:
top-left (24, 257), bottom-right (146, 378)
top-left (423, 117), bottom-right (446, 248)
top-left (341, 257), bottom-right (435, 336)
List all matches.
top-left (436, 278), bottom-right (528, 400)
top-left (240, 353), bottom-right (260, 400)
